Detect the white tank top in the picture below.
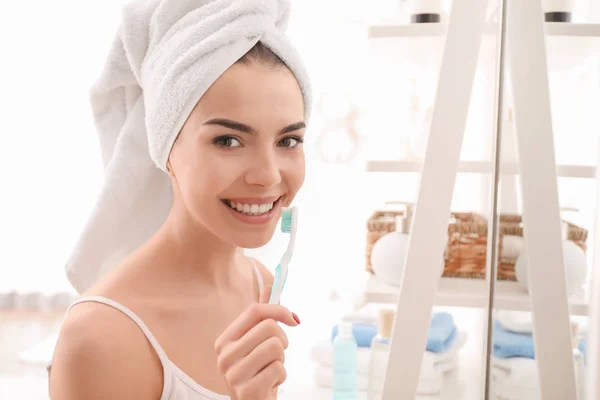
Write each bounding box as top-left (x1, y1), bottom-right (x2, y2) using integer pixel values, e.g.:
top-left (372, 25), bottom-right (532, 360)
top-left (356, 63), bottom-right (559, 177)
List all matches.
top-left (54, 259), bottom-right (264, 400)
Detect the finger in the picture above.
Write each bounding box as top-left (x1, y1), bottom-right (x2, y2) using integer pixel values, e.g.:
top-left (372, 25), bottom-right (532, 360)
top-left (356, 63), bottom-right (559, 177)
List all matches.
top-left (235, 362), bottom-right (285, 400)
top-left (217, 318), bottom-right (289, 374)
top-left (227, 339), bottom-right (286, 388)
top-left (254, 360), bottom-right (287, 390)
top-left (259, 284), bottom-right (272, 304)
top-left (214, 304), bottom-right (298, 353)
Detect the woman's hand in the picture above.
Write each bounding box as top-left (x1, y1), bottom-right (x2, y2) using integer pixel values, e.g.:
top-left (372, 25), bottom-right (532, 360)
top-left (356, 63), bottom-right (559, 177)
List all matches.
top-left (214, 285), bottom-right (300, 400)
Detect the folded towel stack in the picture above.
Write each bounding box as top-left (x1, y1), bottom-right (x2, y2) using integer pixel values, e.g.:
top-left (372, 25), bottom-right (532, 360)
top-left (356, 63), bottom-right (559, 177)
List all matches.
top-left (491, 356), bottom-right (586, 400)
top-left (491, 357), bottom-right (543, 400)
top-left (312, 312), bottom-right (466, 395)
top-left (331, 312), bottom-right (458, 353)
top-left (493, 321), bottom-right (536, 359)
top-left (493, 317), bottom-right (587, 360)
top-left (491, 311), bottom-right (586, 400)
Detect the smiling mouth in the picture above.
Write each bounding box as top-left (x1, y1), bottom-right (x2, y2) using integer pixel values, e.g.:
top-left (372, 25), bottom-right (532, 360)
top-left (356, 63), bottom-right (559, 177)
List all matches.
top-left (221, 197), bottom-right (282, 216)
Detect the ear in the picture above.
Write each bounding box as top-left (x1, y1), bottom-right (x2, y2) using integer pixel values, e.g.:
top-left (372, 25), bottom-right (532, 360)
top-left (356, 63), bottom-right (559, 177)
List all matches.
top-left (166, 158), bottom-right (175, 177)
top-left (166, 135), bottom-right (181, 177)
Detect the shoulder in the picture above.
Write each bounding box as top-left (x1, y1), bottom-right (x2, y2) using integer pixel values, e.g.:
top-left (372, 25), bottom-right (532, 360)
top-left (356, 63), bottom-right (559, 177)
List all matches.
top-left (49, 300), bottom-right (164, 400)
top-left (249, 256), bottom-right (274, 288)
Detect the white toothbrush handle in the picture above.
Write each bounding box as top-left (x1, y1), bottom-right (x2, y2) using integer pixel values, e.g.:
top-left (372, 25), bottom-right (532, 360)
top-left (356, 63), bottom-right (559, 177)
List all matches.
top-left (269, 263), bottom-right (286, 304)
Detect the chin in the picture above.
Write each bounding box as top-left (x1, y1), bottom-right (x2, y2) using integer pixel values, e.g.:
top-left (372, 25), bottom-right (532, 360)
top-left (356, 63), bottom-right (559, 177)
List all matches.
top-left (231, 229), bottom-right (276, 249)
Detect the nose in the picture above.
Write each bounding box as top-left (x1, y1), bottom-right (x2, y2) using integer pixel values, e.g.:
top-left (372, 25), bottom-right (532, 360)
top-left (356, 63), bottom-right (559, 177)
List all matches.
top-left (244, 149), bottom-right (282, 189)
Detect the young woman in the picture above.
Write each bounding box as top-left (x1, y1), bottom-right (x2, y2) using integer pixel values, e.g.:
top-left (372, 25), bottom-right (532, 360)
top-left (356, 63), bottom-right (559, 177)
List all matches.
top-left (49, 1), bottom-right (311, 399)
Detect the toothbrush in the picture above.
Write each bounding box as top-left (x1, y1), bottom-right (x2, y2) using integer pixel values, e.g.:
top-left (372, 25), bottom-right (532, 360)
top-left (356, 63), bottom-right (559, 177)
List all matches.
top-left (269, 206), bottom-right (298, 304)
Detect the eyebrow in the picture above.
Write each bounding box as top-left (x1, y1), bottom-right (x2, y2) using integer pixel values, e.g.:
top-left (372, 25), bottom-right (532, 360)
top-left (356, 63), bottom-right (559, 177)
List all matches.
top-left (203, 118), bottom-right (306, 135)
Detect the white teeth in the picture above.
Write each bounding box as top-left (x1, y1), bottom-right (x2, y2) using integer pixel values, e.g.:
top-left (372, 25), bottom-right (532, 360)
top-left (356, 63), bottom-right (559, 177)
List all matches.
top-left (225, 200), bottom-right (277, 216)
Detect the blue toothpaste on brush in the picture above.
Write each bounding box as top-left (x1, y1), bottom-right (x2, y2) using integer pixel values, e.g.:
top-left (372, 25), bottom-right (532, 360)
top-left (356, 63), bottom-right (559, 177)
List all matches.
top-left (269, 207), bottom-right (298, 304)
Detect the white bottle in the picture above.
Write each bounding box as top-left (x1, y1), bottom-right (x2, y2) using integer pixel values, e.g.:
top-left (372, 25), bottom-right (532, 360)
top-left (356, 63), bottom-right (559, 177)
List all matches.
top-left (542, 0), bottom-right (575, 22)
top-left (409, 0), bottom-right (443, 23)
top-left (514, 240), bottom-right (588, 295)
top-left (370, 204), bottom-right (413, 286)
top-left (367, 309), bottom-right (396, 400)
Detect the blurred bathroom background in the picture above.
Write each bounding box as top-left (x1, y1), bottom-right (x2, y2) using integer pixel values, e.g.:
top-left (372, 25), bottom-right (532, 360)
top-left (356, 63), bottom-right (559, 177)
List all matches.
top-left (1, 0), bottom-right (600, 399)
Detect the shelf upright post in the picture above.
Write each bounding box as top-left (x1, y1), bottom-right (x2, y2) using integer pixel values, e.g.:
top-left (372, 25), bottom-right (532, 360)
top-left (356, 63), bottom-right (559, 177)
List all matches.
top-left (381, 0), bottom-right (490, 398)
top-left (505, 0), bottom-right (577, 398)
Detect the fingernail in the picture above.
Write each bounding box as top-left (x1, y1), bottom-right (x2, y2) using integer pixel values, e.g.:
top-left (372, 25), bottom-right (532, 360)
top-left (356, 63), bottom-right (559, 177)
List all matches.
top-left (292, 313), bottom-right (301, 324)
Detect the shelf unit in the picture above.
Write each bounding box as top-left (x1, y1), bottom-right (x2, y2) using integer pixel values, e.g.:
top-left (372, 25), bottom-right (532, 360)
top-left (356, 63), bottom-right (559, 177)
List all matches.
top-left (367, 21), bottom-right (600, 72)
top-left (359, 275), bottom-right (589, 316)
top-left (362, 21), bottom-right (600, 315)
top-left (365, 8), bottom-right (600, 398)
top-left (362, 157), bottom-right (598, 315)
top-left (366, 160), bottom-right (597, 178)
top-left (368, 21), bottom-right (600, 38)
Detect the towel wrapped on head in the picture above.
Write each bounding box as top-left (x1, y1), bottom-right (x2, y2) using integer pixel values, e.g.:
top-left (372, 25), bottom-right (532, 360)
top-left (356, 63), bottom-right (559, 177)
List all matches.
top-left (66, 0), bottom-right (312, 294)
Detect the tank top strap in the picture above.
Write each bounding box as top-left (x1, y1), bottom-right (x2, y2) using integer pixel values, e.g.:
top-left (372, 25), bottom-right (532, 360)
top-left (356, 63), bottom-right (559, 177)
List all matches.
top-left (248, 257), bottom-right (264, 293)
top-left (67, 296), bottom-right (171, 364)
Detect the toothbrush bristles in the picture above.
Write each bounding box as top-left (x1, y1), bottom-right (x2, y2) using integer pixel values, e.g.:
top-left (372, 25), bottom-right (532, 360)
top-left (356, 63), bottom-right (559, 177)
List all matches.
top-left (281, 208), bottom-right (293, 233)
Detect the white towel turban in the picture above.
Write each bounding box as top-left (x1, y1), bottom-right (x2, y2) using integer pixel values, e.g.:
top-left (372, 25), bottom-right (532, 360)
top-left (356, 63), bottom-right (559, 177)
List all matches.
top-left (66, 0), bottom-right (312, 293)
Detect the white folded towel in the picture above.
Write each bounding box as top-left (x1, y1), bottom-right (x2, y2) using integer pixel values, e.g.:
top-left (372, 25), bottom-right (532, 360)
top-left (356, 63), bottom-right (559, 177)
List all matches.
top-left (491, 353), bottom-right (585, 400)
top-left (491, 384), bottom-right (541, 400)
top-left (491, 359), bottom-right (541, 400)
top-left (491, 357), bottom-right (540, 390)
top-left (313, 365), bottom-right (450, 395)
top-left (496, 311), bottom-right (535, 334)
top-left (309, 331), bottom-right (466, 380)
top-left (65, 0), bottom-right (312, 293)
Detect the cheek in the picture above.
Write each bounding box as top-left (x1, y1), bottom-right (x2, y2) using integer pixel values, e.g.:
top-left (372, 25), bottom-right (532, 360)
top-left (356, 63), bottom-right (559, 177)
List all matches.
top-left (179, 154), bottom-right (238, 207)
top-left (285, 154), bottom-right (306, 194)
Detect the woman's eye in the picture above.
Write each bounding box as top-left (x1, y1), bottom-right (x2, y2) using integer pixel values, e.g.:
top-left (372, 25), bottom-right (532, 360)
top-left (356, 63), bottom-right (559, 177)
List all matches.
top-left (278, 136), bottom-right (304, 148)
top-left (214, 136), bottom-right (242, 148)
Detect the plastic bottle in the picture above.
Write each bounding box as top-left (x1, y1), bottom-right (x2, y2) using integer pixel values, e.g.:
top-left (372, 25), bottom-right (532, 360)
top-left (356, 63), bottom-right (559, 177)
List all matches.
top-left (409, 0), bottom-right (443, 23)
top-left (370, 203), bottom-right (413, 286)
top-left (367, 309), bottom-right (395, 400)
top-left (333, 322), bottom-right (358, 400)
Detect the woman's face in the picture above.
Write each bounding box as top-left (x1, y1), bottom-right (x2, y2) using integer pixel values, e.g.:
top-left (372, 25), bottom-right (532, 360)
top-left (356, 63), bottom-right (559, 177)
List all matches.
top-left (168, 61), bottom-right (306, 248)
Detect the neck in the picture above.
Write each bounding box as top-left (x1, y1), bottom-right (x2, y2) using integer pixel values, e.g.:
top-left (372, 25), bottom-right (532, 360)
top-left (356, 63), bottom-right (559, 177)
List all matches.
top-left (150, 201), bottom-right (244, 287)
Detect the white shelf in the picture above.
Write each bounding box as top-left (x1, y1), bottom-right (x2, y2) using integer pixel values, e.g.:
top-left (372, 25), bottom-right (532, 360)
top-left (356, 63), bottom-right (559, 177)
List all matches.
top-left (368, 22), bottom-right (447, 38)
top-left (361, 275), bottom-right (589, 316)
top-left (368, 22), bottom-right (600, 39)
top-left (366, 160), bottom-right (597, 178)
top-left (367, 22), bottom-right (600, 72)
top-left (544, 23), bottom-right (600, 37)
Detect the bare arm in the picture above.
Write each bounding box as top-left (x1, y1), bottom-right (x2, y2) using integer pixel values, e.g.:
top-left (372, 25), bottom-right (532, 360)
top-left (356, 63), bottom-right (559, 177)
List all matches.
top-left (49, 303), bottom-right (163, 400)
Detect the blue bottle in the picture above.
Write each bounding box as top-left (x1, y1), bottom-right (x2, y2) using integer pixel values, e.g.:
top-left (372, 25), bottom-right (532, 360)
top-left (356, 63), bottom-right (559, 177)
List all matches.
top-left (333, 322), bottom-right (358, 400)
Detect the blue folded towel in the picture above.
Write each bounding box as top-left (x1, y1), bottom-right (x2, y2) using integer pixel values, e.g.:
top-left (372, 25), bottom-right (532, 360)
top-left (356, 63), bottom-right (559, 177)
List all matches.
top-left (427, 313), bottom-right (457, 353)
top-left (493, 322), bottom-right (591, 360)
top-left (331, 323), bottom-right (377, 348)
top-left (578, 337), bottom-right (587, 362)
top-left (493, 321), bottom-right (535, 359)
top-left (331, 312), bottom-right (457, 352)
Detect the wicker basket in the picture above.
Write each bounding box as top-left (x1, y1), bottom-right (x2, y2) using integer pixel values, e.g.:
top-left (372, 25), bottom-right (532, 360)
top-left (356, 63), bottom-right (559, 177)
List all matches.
top-left (366, 211), bottom-right (588, 281)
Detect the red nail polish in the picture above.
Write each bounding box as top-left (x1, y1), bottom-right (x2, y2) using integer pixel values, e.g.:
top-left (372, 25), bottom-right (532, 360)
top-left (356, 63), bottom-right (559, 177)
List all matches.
top-left (292, 313), bottom-right (300, 324)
